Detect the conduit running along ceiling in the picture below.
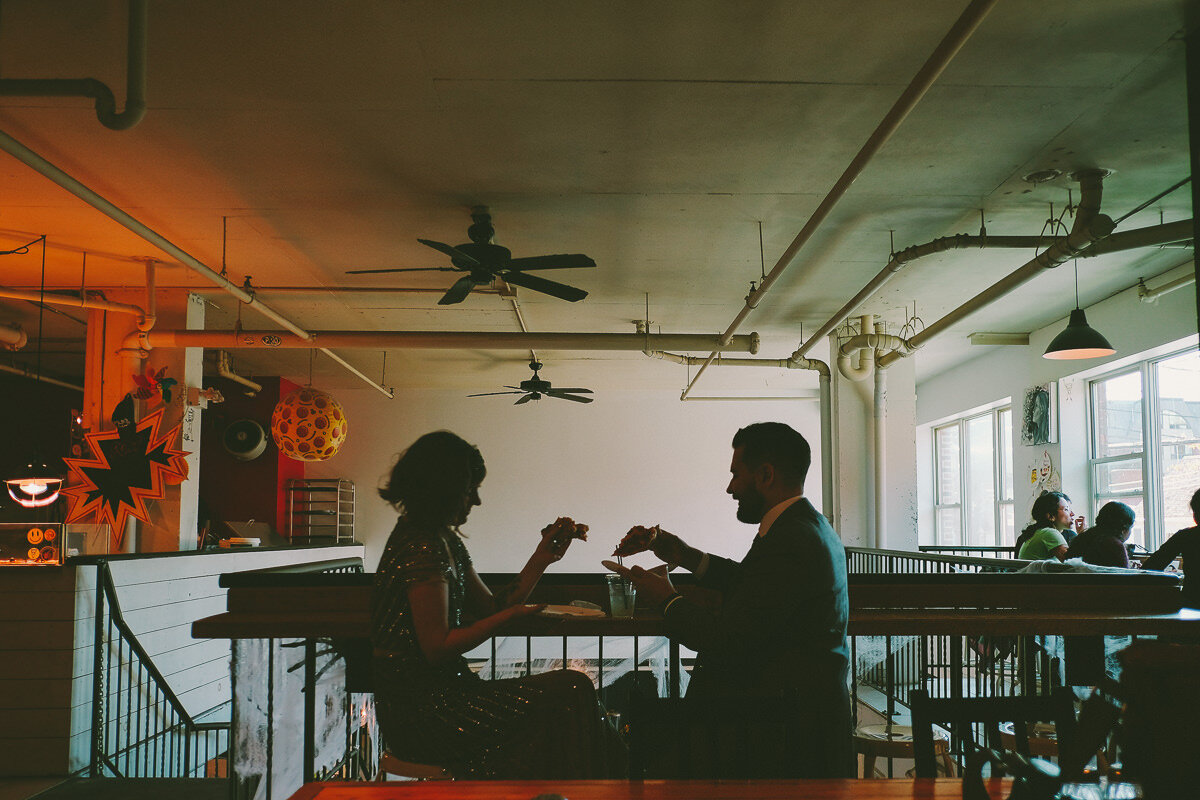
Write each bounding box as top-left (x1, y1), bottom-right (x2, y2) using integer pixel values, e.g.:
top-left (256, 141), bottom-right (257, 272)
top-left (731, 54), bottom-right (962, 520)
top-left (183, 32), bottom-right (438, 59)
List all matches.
top-left (0, 0), bottom-right (1192, 392)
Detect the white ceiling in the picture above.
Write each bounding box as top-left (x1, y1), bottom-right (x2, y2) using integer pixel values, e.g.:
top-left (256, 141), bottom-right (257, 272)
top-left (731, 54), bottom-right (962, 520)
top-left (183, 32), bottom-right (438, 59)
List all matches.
top-left (0, 0), bottom-right (1193, 395)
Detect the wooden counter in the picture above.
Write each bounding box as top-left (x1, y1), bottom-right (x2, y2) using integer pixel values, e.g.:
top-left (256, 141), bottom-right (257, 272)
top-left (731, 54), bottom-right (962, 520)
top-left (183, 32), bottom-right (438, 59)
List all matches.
top-left (287, 778), bottom-right (1005, 800)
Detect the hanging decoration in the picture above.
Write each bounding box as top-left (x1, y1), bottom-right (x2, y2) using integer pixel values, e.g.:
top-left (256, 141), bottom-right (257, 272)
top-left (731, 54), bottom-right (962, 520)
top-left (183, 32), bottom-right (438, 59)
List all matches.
top-left (132, 364), bottom-right (178, 404)
top-left (61, 400), bottom-right (189, 549)
top-left (270, 387), bottom-right (348, 461)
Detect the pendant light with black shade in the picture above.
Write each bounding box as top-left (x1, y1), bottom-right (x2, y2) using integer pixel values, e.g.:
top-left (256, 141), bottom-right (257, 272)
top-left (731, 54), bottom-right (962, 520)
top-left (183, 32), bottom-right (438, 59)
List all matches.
top-left (1043, 259), bottom-right (1115, 360)
top-left (5, 236), bottom-right (64, 509)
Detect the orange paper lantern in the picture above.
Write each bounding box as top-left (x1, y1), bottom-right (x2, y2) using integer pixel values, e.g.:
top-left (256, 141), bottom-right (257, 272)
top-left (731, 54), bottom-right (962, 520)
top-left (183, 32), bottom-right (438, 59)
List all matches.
top-left (270, 387), bottom-right (348, 461)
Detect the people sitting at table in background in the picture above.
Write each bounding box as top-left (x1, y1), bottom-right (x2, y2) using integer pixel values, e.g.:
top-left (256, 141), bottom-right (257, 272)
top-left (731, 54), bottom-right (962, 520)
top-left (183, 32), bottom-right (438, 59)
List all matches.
top-left (1143, 488), bottom-right (1200, 609)
top-left (613, 422), bottom-right (854, 778)
top-left (1064, 501), bottom-right (1135, 568)
top-left (1016, 490), bottom-right (1085, 560)
top-left (370, 430), bottom-right (623, 779)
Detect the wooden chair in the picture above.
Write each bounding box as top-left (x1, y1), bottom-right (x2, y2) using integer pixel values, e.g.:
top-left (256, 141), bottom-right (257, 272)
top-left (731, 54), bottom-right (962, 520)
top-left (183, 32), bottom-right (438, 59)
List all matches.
top-left (908, 688), bottom-right (1076, 778)
top-left (853, 722), bottom-right (955, 777)
top-left (374, 750), bottom-right (453, 781)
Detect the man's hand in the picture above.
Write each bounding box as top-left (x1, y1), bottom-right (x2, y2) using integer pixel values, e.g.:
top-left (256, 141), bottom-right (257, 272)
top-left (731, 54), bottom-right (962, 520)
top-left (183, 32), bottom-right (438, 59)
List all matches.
top-left (616, 564), bottom-right (675, 608)
top-left (614, 525), bottom-right (690, 565)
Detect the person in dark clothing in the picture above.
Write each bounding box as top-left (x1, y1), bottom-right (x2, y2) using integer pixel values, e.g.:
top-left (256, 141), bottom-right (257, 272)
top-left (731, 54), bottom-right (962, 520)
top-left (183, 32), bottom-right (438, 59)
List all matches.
top-left (612, 422), bottom-right (854, 778)
top-left (1143, 488), bottom-right (1200, 609)
top-left (1065, 501), bottom-right (1135, 568)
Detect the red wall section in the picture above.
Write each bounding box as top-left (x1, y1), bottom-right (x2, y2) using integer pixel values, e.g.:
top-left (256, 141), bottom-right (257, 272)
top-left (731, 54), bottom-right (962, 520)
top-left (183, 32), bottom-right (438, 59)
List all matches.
top-left (199, 376), bottom-right (303, 537)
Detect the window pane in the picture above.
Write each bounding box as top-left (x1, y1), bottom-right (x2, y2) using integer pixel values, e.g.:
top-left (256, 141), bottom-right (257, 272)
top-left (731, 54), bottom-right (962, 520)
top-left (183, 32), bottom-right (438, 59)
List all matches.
top-left (935, 425), bottom-right (961, 505)
top-left (1000, 502), bottom-right (1015, 546)
top-left (965, 415), bottom-right (996, 546)
top-left (1157, 350), bottom-right (1200, 536)
top-left (936, 507), bottom-right (961, 546)
top-left (1092, 372), bottom-right (1143, 458)
top-left (999, 407), bottom-right (1013, 502)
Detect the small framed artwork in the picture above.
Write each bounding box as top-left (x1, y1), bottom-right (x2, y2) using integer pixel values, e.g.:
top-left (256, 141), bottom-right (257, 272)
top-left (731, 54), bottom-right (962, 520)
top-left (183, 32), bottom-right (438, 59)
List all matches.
top-left (1020, 382), bottom-right (1057, 445)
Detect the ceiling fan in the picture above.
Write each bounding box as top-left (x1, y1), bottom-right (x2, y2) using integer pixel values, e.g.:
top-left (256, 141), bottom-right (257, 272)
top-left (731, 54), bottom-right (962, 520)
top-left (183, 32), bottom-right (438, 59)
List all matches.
top-left (468, 360), bottom-right (594, 405)
top-left (346, 206), bottom-right (595, 305)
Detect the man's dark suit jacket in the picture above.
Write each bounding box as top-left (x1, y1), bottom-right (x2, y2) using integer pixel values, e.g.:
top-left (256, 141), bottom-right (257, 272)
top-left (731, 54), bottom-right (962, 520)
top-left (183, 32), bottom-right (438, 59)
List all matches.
top-left (662, 497), bottom-right (853, 777)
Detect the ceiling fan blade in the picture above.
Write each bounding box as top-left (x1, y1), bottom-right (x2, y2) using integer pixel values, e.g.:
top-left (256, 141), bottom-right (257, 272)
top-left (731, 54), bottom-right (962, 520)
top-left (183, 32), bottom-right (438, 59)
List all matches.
top-left (466, 390), bottom-right (524, 397)
top-left (418, 238), bottom-right (482, 267)
top-left (546, 391), bottom-right (594, 404)
top-left (514, 394), bottom-right (536, 405)
top-left (546, 387), bottom-right (592, 394)
top-left (500, 270), bottom-right (588, 302)
top-left (344, 266), bottom-right (459, 275)
top-left (505, 254), bottom-right (596, 271)
top-left (438, 274), bottom-right (478, 305)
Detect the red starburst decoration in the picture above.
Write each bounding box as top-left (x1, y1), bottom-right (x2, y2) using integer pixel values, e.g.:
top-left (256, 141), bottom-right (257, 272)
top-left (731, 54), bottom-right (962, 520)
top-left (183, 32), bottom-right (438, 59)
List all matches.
top-left (62, 408), bottom-right (189, 550)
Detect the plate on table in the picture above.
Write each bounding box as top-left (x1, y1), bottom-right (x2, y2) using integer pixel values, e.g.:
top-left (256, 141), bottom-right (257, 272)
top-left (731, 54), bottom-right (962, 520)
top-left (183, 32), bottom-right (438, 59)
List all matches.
top-left (538, 604), bottom-right (606, 618)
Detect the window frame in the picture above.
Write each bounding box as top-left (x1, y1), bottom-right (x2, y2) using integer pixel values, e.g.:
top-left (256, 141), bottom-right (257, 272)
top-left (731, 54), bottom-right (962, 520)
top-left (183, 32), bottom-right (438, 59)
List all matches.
top-left (932, 404), bottom-right (1014, 547)
top-left (1087, 345), bottom-right (1199, 549)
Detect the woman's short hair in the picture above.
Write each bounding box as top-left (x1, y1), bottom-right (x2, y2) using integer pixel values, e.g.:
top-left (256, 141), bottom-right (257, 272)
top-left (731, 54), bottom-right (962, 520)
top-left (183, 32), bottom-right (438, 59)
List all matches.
top-left (379, 431), bottom-right (485, 527)
top-left (1095, 501), bottom-right (1135, 533)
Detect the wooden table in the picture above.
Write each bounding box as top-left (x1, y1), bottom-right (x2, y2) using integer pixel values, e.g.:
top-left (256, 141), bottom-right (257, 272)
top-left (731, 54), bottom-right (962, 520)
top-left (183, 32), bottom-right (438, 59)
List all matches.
top-left (286, 778), bottom-right (1005, 799)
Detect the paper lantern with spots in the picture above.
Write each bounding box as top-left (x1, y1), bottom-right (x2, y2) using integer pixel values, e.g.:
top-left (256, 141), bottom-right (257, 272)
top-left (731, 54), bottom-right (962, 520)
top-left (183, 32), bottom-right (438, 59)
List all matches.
top-left (270, 387), bottom-right (348, 461)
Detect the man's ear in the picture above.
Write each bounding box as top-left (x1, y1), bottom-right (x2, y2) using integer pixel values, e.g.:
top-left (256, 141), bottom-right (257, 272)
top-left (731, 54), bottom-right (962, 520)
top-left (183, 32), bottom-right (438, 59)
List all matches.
top-left (753, 461), bottom-right (775, 490)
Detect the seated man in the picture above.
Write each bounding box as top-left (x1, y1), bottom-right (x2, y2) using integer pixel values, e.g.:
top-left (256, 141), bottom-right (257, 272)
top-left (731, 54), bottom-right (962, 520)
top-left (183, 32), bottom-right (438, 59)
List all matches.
top-left (615, 422), bottom-right (854, 778)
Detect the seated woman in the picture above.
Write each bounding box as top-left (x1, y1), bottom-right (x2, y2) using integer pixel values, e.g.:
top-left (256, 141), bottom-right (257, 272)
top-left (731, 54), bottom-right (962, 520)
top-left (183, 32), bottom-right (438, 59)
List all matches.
top-left (371, 430), bottom-right (621, 778)
top-left (1016, 491), bottom-right (1081, 561)
top-left (1143, 488), bottom-right (1200, 608)
top-left (1065, 501), bottom-right (1135, 568)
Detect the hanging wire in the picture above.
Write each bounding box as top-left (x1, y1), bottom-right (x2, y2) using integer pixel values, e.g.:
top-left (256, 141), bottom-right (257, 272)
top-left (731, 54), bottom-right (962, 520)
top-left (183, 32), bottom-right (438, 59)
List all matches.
top-left (380, 351), bottom-right (387, 386)
top-left (758, 221), bottom-right (766, 281)
top-left (1073, 259), bottom-right (1080, 308)
top-left (307, 348), bottom-right (315, 387)
top-left (0, 235), bottom-right (43, 256)
top-left (80, 252), bottom-right (87, 295)
top-left (37, 236), bottom-right (47, 381)
top-left (220, 216), bottom-right (228, 277)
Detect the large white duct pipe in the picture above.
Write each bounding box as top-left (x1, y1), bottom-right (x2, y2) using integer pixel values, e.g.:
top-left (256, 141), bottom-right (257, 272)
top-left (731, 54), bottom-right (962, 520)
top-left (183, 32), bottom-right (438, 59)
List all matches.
top-left (0, 127), bottom-right (392, 397)
top-left (878, 169), bottom-right (1115, 368)
top-left (0, 287), bottom-right (147, 323)
top-left (873, 355), bottom-right (887, 549)
top-left (680, 0), bottom-right (999, 400)
top-left (837, 331), bottom-right (917, 381)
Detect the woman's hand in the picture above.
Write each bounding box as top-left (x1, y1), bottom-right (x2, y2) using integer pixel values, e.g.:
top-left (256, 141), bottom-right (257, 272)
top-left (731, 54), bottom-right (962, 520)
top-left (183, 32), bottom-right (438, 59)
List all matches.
top-left (505, 602), bottom-right (546, 620)
top-left (532, 516), bottom-right (589, 567)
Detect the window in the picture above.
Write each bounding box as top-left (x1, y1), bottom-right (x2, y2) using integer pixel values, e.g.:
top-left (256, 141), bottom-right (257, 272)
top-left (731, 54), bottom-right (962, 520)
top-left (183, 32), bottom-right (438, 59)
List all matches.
top-left (933, 405), bottom-right (1014, 546)
top-left (1089, 347), bottom-right (1200, 549)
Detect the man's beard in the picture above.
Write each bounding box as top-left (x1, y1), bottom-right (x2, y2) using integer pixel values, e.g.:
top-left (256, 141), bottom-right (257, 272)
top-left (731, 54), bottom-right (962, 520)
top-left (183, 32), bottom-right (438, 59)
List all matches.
top-left (735, 489), bottom-right (768, 524)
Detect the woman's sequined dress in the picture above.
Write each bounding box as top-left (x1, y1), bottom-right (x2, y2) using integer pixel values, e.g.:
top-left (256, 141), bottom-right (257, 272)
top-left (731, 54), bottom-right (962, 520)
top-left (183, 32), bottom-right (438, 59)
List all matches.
top-left (371, 517), bottom-right (618, 778)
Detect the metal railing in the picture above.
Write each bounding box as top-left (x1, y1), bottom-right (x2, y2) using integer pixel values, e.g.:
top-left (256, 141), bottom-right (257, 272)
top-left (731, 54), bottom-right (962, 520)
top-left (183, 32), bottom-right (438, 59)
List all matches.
top-left (918, 545), bottom-right (1018, 559)
top-left (89, 560), bottom-right (230, 778)
top-left (848, 546), bottom-right (1026, 575)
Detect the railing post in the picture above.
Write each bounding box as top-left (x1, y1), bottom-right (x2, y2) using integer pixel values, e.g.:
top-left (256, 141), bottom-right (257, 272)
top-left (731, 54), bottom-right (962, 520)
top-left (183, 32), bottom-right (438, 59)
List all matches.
top-left (90, 563), bottom-right (107, 776)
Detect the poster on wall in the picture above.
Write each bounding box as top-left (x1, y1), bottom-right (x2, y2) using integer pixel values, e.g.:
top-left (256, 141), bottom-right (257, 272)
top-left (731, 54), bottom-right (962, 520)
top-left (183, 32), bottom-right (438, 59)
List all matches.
top-left (1020, 382), bottom-right (1057, 445)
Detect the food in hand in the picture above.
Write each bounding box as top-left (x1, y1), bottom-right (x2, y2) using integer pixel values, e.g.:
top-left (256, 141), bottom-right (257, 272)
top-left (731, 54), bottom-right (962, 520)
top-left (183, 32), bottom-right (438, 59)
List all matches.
top-left (600, 559), bottom-right (623, 573)
top-left (614, 525), bottom-right (659, 556)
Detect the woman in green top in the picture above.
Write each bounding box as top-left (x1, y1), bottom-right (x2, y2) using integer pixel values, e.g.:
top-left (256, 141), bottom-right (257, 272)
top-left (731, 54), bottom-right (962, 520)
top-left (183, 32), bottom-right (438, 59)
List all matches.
top-left (1016, 491), bottom-right (1081, 560)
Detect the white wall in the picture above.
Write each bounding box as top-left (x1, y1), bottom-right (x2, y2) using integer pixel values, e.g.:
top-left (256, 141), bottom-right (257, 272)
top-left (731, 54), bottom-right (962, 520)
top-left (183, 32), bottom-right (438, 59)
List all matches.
top-left (916, 266), bottom-right (1198, 544)
top-left (304, 389), bottom-right (825, 572)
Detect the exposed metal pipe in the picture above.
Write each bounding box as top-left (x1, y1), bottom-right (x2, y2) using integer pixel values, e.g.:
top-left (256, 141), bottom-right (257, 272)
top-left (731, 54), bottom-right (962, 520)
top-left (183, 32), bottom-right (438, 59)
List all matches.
top-left (0, 0), bottom-right (147, 130)
top-left (877, 169), bottom-right (1115, 369)
top-left (1138, 270), bottom-right (1196, 302)
top-left (0, 126), bottom-right (394, 398)
top-left (0, 361), bottom-right (83, 391)
top-left (137, 260), bottom-right (157, 332)
top-left (0, 322), bottom-right (27, 350)
top-left (216, 350), bottom-right (262, 395)
top-left (0, 287), bottom-right (147, 322)
top-left (679, 0), bottom-right (1000, 400)
top-left (136, 330), bottom-right (761, 353)
top-left (642, 343), bottom-right (835, 516)
top-left (1083, 219), bottom-right (1193, 256)
top-left (873, 350), bottom-right (887, 549)
top-left (837, 331), bottom-right (917, 381)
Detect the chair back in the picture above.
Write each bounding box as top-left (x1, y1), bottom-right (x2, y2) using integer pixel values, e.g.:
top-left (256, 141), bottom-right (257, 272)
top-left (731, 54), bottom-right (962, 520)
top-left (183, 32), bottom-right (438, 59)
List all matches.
top-left (909, 688), bottom-right (1076, 778)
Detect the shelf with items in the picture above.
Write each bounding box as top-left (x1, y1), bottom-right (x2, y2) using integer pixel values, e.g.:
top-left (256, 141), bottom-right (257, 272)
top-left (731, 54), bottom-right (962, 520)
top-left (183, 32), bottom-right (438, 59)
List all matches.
top-left (286, 479), bottom-right (355, 545)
